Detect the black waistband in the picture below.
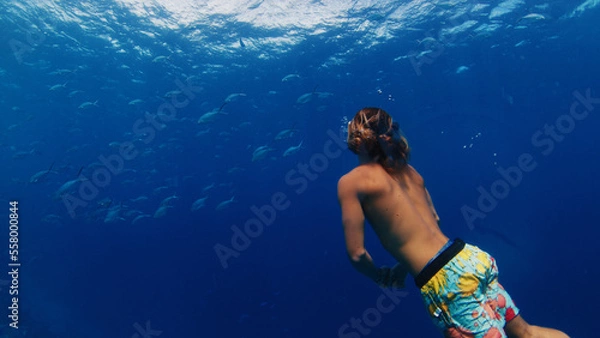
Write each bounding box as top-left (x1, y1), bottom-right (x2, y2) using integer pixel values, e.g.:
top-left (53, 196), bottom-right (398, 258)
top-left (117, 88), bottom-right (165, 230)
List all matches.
top-left (414, 238), bottom-right (465, 289)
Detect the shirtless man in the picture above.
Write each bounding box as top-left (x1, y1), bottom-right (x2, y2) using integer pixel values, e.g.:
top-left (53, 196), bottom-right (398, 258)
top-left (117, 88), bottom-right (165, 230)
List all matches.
top-left (337, 107), bottom-right (569, 337)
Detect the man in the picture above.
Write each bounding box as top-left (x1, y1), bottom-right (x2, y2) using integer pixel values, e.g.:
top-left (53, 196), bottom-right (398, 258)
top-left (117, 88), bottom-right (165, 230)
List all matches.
top-left (337, 107), bottom-right (569, 337)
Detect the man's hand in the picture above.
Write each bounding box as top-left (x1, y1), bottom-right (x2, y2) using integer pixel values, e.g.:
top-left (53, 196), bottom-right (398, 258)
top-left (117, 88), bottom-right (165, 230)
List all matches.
top-left (390, 263), bottom-right (408, 288)
top-left (375, 263), bottom-right (408, 288)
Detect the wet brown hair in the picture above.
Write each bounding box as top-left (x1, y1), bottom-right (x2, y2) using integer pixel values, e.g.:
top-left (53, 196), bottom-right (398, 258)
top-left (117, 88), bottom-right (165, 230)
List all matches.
top-left (347, 107), bottom-right (410, 172)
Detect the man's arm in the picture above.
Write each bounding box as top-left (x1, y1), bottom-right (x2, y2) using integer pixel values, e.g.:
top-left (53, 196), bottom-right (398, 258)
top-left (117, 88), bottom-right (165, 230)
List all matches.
top-left (337, 175), bottom-right (380, 282)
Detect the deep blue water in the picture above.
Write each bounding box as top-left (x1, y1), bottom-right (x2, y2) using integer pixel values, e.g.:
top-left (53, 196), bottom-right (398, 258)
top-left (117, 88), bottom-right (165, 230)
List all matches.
top-left (0, 0), bottom-right (599, 337)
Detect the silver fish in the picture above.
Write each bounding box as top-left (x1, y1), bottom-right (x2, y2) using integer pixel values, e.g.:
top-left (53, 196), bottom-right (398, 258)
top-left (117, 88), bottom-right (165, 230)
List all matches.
top-left (78, 100), bottom-right (98, 109)
top-left (283, 140), bottom-right (303, 157)
top-left (216, 196), bottom-right (235, 211)
top-left (191, 197), bottom-right (208, 211)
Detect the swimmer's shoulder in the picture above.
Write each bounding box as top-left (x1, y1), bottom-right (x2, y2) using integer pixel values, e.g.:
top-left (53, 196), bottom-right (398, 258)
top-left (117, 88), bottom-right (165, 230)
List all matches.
top-left (338, 164), bottom-right (381, 193)
top-left (402, 164), bottom-right (425, 186)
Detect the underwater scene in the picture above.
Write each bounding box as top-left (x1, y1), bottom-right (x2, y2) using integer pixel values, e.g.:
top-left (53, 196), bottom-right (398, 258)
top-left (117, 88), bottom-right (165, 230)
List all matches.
top-left (1, 0), bottom-right (599, 337)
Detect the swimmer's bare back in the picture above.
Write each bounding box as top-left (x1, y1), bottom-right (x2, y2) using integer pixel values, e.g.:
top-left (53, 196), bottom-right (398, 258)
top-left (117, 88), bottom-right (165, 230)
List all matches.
top-left (338, 163), bottom-right (449, 277)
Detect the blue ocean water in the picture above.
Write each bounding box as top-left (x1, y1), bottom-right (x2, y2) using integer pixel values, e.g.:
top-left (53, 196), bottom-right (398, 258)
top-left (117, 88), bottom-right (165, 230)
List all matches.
top-left (1, 0), bottom-right (598, 337)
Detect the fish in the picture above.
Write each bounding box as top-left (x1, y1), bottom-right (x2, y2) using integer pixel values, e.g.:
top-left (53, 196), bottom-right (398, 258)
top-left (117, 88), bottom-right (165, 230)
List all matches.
top-left (132, 214), bottom-right (152, 224)
top-left (126, 211), bottom-right (143, 220)
top-left (248, 0), bottom-right (263, 10)
top-left (414, 49), bottom-right (435, 59)
top-left (153, 186), bottom-right (169, 195)
top-left (281, 74), bottom-right (300, 82)
top-left (153, 205), bottom-right (171, 218)
top-left (225, 93), bottom-right (247, 102)
top-left (252, 145), bottom-right (275, 162)
top-left (202, 183), bottom-right (216, 193)
top-left (393, 54), bottom-right (410, 62)
top-left (456, 66), bottom-right (470, 74)
top-left (29, 170), bottom-right (51, 183)
top-left (296, 93), bottom-right (314, 104)
top-left (98, 198), bottom-right (112, 208)
top-left (196, 129), bottom-right (210, 137)
top-left (283, 140), bottom-right (303, 157)
top-left (198, 109), bottom-right (227, 124)
top-left (315, 91), bottom-right (333, 99)
top-left (78, 100), bottom-right (98, 109)
top-left (216, 196), bottom-right (235, 211)
top-left (275, 128), bottom-right (297, 140)
top-left (417, 37), bottom-right (438, 46)
top-left (48, 69), bottom-right (73, 75)
top-left (12, 150), bottom-right (33, 159)
top-left (130, 196), bottom-right (149, 203)
top-left (55, 178), bottom-right (81, 197)
top-left (128, 99), bottom-right (144, 105)
top-left (163, 90), bottom-right (182, 98)
top-left (515, 40), bottom-right (528, 47)
top-left (152, 55), bottom-right (170, 63)
top-left (104, 204), bottom-right (123, 223)
top-left (29, 162), bottom-right (56, 183)
top-left (49, 82), bottom-right (67, 91)
top-left (239, 38), bottom-right (245, 48)
top-left (227, 167), bottom-right (244, 174)
top-left (30, 169), bottom-right (56, 183)
top-left (517, 13), bottom-right (546, 24)
top-left (296, 90), bottom-right (330, 104)
top-left (68, 90), bottom-right (84, 97)
top-left (160, 194), bottom-right (179, 207)
top-left (191, 197), bottom-right (208, 211)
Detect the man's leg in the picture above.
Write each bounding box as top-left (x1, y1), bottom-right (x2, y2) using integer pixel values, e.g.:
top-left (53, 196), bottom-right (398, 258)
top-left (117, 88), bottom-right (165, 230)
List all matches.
top-left (504, 315), bottom-right (529, 337)
top-left (505, 315), bottom-right (570, 338)
top-left (528, 325), bottom-right (570, 338)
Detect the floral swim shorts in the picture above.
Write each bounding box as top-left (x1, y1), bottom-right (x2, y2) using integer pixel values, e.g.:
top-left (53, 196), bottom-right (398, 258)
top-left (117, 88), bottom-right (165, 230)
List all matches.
top-left (415, 239), bottom-right (520, 338)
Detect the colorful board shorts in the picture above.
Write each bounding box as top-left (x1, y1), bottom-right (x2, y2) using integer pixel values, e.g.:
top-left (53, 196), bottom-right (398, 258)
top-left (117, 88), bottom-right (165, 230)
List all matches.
top-left (415, 239), bottom-right (520, 338)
